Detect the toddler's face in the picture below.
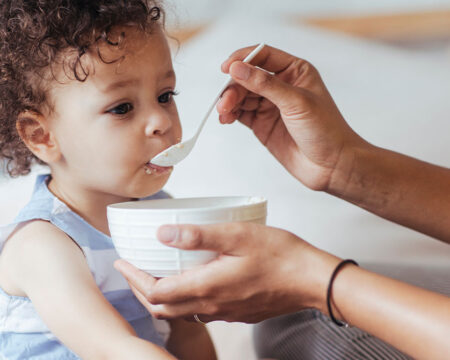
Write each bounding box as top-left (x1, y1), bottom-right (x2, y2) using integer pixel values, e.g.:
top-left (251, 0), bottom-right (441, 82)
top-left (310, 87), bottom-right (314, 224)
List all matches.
top-left (47, 26), bottom-right (181, 199)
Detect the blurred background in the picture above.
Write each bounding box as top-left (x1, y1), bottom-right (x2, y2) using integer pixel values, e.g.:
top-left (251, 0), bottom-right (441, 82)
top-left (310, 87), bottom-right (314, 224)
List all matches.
top-left (1, 1), bottom-right (450, 359)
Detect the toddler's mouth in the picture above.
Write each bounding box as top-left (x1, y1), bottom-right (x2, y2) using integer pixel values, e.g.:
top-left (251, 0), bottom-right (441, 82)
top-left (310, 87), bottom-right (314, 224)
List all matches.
top-left (144, 162), bottom-right (173, 175)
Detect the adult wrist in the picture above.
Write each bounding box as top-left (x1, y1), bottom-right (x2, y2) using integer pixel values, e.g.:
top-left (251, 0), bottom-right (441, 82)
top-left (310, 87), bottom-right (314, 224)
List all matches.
top-left (291, 244), bottom-right (342, 314)
top-left (326, 139), bottom-right (375, 199)
top-left (326, 259), bottom-right (359, 326)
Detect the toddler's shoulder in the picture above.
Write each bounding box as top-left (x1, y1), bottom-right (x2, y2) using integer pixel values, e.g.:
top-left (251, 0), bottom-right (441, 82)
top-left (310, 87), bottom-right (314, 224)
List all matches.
top-left (4, 219), bottom-right (73, 253)
top-left (3, 219), bottom-right (84, 262)
top-left (0, 220), bottom-right (84, 295)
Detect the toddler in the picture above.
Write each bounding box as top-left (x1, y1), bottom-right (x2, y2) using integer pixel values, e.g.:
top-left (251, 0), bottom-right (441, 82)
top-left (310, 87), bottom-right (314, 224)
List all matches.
top-left (0, 1), bottom-right (216, 359)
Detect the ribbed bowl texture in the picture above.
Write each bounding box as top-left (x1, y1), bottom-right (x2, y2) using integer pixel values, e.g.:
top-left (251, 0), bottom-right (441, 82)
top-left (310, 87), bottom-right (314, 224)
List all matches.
top-left (107, 196), bottom-right (267, 277)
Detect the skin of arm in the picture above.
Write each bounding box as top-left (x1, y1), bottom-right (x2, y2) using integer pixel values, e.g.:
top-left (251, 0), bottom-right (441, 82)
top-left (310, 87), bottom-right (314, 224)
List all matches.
top-left (117, 222), bottom-right (450, 360)
top-left (166, 318), bottom-right (216, 360)
top-left (0, 220), bottom-right (175, 360)
top-left (331, 262), bottom-right (450, 360)
top-left (328, 143), bottom-right (450, 242)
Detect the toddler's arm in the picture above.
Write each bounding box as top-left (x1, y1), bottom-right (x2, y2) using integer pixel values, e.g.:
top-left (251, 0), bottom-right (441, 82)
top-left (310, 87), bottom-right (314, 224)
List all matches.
top-left (0, 220), bottom-right (175, 360)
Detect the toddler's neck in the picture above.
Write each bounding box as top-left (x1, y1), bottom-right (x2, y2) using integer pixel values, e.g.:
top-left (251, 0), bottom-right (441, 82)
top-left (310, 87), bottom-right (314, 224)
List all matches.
top-left (47, 175), bottom-right (133, 236)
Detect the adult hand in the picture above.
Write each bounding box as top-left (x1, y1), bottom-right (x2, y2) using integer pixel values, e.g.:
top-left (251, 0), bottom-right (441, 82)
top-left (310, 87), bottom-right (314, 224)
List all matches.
top-left (219, 44), bottom-right (450, 241)
top-left (218, 44), bottom-right (366, 191)
top-left (114, 224), bottom-right (450, 360)
top-left (114, 223), bottom-right (340, 323)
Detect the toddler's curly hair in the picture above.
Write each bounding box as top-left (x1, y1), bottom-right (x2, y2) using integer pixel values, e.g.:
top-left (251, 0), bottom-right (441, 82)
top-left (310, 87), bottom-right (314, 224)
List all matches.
top-left (0, 0), bottom-right (164, 176)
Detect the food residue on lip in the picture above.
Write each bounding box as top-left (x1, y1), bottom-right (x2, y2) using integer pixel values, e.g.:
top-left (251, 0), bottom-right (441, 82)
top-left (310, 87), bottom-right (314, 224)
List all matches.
top-left (175, 143), bottom-right (184, 149)
top-left (163, 152), bottom-right (168, 157)
top-left (145, 162), bottom-right (173, 173)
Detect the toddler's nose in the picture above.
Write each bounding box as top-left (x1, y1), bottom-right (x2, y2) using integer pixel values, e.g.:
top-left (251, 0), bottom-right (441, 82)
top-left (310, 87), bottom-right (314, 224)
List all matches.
top-left (144, 111), bottom-right (173, 137)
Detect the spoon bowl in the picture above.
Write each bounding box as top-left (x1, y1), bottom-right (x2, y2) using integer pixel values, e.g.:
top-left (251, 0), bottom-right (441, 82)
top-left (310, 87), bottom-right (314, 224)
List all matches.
top-left (150, 43), bottom-right (265, 167)
top-left (149, 135), bottom-right (196, 167)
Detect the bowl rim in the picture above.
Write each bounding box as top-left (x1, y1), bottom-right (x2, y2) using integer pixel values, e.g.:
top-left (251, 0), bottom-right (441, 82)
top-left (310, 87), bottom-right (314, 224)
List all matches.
top-left (107, 195), bottom-right (267, 213)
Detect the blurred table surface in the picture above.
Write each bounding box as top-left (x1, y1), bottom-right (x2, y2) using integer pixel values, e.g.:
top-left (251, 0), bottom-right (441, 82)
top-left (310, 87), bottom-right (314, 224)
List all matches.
top-left (1, 5), bottom-right (449, 360)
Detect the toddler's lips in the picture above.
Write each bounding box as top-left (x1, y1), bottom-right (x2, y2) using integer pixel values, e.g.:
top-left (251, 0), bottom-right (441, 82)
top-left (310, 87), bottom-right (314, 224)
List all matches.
top-left (144, 161), bottom-right (173, 175)
top-left (146, 162), bottom-right (171, 171)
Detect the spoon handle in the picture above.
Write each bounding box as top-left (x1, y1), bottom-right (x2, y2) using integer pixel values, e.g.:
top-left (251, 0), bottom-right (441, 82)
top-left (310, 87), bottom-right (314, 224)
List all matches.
top-left (194, 43), bottom-right (266, 138)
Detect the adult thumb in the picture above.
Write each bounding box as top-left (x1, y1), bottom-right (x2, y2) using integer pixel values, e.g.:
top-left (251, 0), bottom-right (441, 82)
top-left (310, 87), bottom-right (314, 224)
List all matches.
top-left (229, 61), bottom-right (303, 110)
top-left (157, 223), bottom-right (257, 255)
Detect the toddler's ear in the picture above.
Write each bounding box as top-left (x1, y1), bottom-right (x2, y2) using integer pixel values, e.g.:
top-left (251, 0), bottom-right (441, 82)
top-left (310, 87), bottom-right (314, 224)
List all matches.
top-left (16, 111), bottom-right (61, 163)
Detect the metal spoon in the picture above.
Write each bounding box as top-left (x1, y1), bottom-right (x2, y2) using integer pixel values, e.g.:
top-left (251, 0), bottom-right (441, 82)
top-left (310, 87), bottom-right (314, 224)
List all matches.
top-left (150, 43), bottom-right (265, 167)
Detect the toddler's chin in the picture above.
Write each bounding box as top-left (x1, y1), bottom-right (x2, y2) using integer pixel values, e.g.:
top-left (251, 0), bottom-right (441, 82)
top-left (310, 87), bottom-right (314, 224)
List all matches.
top-left (136, 173), bottom-right (171, 198)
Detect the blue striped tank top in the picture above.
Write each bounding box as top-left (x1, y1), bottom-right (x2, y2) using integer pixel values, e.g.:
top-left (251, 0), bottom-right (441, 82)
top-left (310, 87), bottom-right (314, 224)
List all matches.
top-left (0, 174), bottom-right (170, 359)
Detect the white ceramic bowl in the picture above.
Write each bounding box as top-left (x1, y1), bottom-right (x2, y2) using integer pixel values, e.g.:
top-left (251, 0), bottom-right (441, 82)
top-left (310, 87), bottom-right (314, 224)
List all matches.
top-left (107, 196), bottom-right (267, 277)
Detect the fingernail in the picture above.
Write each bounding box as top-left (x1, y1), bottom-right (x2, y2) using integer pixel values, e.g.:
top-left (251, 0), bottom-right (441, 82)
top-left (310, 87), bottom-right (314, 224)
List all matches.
top-left (158, 225), bottom-right (179, 244)
top-left (217, 99), bottom-right (227, 113)
top-left (221, 62), bottom-right (229, 73)
top-left (231, 62), bottom-right (250, 80)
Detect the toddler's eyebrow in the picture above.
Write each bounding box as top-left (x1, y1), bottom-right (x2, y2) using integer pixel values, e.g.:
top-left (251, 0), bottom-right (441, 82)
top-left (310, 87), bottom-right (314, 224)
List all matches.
top-left (102, 70), bottom-right (174, 93)
top-left (103, 79), bottom-right (139, 93)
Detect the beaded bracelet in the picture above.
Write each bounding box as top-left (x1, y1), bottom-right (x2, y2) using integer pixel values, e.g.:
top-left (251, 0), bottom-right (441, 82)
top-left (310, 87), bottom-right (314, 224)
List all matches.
top-left (326, 259), bottom-right (359, 327)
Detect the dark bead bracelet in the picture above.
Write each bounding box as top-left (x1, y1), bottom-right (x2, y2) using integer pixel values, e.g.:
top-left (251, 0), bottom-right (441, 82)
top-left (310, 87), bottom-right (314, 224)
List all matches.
top-left (326, 259), bottom-right (359, 327)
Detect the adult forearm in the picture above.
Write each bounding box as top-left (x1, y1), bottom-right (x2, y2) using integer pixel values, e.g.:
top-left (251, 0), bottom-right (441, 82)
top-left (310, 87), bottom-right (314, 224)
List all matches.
top-left (328, 142), bottom-right (450, 242)
top-left (167, 319), bottom-right (217, 360)
top-left (327, 264), bottom-right (450, 360)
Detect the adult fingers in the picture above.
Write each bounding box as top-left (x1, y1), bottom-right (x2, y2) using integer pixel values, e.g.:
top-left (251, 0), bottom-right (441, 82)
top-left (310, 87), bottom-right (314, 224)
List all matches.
top-left (219, 112), bottom-right (238, 124)
top-left (228, 61), bottom-right (306, 112)
top-left (240, 97), bottom-right (261, 112)
top-left (150, 300), bottom-right (262, 324)
top-left (114, 259), bottom-right (164, 311)
top-left (114, 259), bottom-right (157, 294)
top-left (129, 284), bottom-right (225, 322)
top-left (218, 84), bottom-right (261, 116)
top-left (144, 257), bottom-right (239, 305)
top-left (217, 85), bottom-right (247, 115)
top-left (222, 44), bottom-right (300, 76)
top-left (115, 261), bottom-right (212, 305)
top-left (238, 110), bottom-right (256, 129)
top-left (131, 286), bottom-right (222, 323)
top-left (157, 222), bottom-right (259, 255)
top-left (129, 284), bottom-right (153, 313)
top-left (147, 300), bottom-right (217, 320)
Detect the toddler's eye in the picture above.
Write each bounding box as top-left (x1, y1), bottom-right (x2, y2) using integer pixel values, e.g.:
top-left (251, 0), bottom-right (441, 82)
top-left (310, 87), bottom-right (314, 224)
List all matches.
top-left (158, 91), bottom-right (178, 104)
top-left (108, 103), bottom-right (134, 115)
